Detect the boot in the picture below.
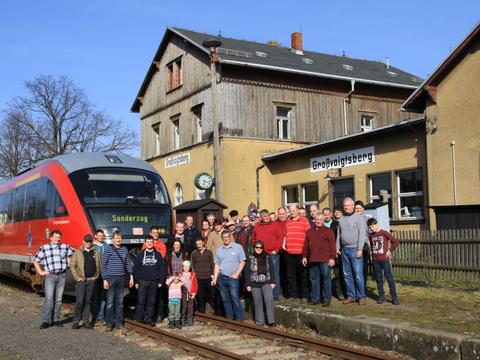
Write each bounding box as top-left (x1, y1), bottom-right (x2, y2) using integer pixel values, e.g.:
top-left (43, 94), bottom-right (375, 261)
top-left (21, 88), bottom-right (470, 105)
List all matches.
top-left (168, 321), bottom-right (175, 329)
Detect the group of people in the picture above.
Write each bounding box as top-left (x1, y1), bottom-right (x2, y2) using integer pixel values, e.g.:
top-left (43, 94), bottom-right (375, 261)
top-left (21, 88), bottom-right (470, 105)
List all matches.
top-left (32, 198), bottom-right (400, 331)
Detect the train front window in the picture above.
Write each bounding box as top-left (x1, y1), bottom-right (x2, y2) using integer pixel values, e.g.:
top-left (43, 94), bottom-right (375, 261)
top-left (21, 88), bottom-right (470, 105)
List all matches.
top-left (70, 170), bottom-right (169, 205)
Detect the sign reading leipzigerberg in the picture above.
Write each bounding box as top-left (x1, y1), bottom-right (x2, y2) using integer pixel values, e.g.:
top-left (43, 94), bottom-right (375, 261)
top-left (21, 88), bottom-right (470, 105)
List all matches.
top-left (310, 146), bottom-right (375, 172)
top-left (165, 153), bottom-right (190, 168)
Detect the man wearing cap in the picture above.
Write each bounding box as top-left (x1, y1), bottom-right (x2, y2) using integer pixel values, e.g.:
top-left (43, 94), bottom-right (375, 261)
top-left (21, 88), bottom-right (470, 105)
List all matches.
top-left (70, 235), bottom-right (101, 329)
top-left (33, 230), bottom-right (75, 329)
top-left (229, 210), bottom-right (242, 232)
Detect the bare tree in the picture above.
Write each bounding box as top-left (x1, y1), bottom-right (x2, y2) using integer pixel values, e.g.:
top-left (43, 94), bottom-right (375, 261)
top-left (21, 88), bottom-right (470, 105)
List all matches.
top-left (0, 75), bottom-right (136, 177)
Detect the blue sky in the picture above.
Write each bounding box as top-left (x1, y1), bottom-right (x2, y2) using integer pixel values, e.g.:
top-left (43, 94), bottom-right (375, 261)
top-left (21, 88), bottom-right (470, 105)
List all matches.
top-left (1, 1), bottom-right (478, 156)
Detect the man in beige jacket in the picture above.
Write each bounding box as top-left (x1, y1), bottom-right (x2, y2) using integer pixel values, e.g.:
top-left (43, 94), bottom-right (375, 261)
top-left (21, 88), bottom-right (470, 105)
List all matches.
top-left (70, 235), bottom-right (101, 329)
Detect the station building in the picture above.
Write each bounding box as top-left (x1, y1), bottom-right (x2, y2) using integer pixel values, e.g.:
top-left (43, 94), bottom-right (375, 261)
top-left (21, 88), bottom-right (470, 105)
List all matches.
top-left (132, 27), bottom-right (420, 219)
top-left (132, 24), bottom-right (479, 230)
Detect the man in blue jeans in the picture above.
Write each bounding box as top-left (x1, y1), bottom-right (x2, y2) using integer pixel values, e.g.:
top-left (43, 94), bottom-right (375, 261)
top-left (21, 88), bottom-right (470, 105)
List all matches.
top-left (32, 230), bottom-right (75, 329)
top-left (336, 198), bottom-right (368, 305)
top-left (101, 231), bottom-right (134, 332)
top-left (212, 230), bottom-right (246, 320)
top-left (302, 214), bottom-right (336, 306)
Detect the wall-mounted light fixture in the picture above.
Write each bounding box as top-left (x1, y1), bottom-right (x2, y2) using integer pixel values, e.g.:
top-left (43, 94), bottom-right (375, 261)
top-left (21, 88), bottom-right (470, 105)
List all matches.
top-left (324, 168), bottom-right (342, 181)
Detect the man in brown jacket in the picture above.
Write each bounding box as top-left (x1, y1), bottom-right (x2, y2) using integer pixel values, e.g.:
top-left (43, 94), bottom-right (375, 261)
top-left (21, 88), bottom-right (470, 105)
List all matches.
top-left (70, 235), bottom-right (101, 329)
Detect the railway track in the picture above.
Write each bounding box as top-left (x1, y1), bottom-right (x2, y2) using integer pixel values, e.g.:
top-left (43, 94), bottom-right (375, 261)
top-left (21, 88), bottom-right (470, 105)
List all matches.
top-left (0, 277), bottom-right (400, 359)
top-left (124, 313), bottom-right (400, 360)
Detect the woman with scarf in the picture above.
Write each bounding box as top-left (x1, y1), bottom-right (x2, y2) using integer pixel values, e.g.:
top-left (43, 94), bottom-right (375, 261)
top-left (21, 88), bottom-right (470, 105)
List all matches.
top-left (166, 239), bottom-right (187, 275)
top-left (245, 240), bottom-right (276, 326)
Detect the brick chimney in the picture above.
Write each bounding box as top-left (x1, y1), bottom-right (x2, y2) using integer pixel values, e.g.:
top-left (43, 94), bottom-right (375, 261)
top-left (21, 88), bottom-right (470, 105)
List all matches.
top-left (291, 32), bottom-right (303, 55)
top-left (266, 39), bottom-right (280, 46)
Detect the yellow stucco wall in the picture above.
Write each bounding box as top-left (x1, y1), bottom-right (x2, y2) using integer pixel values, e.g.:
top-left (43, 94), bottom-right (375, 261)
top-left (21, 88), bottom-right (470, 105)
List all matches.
top-left (149, 142), bottom-right (214, 206)
top-left (260, 126), bottom-right (428, 230)
top-left (426, 37), bottom-right (480, 214)
top-left (148, 138), bottom-right (304, 213)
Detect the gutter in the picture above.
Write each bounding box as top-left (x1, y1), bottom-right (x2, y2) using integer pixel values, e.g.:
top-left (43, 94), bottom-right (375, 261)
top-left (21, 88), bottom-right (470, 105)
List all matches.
top-left (343, 80), bottom-right (355, 135)
top-left (256, 163), bottom-right (266, 208)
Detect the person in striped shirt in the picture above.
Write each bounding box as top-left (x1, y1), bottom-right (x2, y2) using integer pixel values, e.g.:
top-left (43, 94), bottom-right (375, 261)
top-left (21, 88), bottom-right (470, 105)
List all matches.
top-left (283, 204), bottom-right (311, 302)
top-left (101, 231), bottom-right (133, 332)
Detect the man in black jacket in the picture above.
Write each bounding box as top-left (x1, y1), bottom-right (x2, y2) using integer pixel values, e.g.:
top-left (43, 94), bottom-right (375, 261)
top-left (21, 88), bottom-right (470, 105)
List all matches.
top-left (134, 237), bottom-right (166, 325)
top-left (184, 216), bottom-right (200, 256)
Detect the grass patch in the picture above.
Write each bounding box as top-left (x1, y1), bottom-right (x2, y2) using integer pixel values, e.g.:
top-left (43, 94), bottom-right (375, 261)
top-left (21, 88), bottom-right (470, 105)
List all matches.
top-left (287, 280), bottom-right (480, 334)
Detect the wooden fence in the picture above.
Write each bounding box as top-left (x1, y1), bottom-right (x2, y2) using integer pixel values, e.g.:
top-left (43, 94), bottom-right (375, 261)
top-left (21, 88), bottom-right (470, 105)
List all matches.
top-left (389, 228), bottom-right (480, 283)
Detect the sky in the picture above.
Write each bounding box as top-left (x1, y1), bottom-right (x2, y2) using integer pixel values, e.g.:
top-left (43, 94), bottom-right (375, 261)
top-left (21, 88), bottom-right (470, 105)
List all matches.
top-left (1, 1), bottom-right (478, 157)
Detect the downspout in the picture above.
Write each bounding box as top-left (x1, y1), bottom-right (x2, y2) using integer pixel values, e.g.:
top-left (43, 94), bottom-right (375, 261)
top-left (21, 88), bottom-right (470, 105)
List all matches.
top-left (450, 140), bottom-right (457, 205)
top-left (256, 163), bottom-right (266, 208)
top-left (343, 79), bottom-right (356, 135)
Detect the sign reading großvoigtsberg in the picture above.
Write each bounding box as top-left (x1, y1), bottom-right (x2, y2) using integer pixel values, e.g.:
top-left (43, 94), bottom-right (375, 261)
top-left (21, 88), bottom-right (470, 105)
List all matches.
top-left (310, 146), bottom-right (375, 172)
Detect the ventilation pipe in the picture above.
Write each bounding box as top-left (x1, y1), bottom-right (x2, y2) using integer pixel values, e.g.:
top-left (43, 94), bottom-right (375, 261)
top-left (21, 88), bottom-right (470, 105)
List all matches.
top-left (343, 80), bottom-right (355, 135)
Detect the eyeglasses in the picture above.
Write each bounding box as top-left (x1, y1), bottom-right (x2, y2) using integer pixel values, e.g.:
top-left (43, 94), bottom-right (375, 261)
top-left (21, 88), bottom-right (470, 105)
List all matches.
top-left (255, 246), bottom-right (263, 249)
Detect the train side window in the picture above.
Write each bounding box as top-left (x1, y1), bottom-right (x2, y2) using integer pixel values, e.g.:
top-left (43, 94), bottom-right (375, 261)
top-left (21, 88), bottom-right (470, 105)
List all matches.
top-left (46, 180), bottom-right (68, 218)
top-left (14, 187), bottom-right (25, 222)
top-left (5, 192), bottom-right (13, 224)
top-left (24, 184), bottom-right (38, 221)
top-left (0, 192), bottom-right (6, 225)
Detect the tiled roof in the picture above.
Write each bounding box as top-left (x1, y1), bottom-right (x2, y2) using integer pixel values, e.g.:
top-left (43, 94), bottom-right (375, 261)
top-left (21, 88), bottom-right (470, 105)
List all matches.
top-left (132, 27), bottom-right (422, 112)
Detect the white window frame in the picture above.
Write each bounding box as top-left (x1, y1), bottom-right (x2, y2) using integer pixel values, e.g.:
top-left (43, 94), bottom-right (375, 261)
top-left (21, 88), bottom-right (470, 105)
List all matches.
top-left (360, 115), bottom-right (374, 132)
top-left (283, 185), bottom-right (299, 207)
top-left (369, 173), bottom-right (393, 219)
top-left (396, 169), bottom-right (424, 220)
top-left (152, 124), bottom-right (161, 156)
top-left (276, 106), bottom-right (290, 140)
top-left (193, 108), bottom-right (202, 143)
top-left (301, 182), bottom-right (318, 208)
top-left (171, 116), bottom-right (180, 150)
top-left (175, 183), bottom-right (184, 206)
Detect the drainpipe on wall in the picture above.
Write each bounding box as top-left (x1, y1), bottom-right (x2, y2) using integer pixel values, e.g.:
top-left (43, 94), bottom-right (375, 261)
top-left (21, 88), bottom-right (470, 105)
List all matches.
top-left (256, 163), bottom-right (266, 208)
top-left (342, 80), bottom-right (356, 136)
top-left (450, 140), bottom-right (457, 205)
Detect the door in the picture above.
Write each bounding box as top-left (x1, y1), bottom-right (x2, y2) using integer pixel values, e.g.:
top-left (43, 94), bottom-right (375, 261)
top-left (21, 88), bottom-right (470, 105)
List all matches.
top-left (330, 178), bottom-right (354, 208)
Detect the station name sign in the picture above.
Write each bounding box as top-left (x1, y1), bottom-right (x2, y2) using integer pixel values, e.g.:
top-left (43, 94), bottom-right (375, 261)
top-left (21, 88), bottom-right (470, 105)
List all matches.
top-left (310, 146), bottom-right (375, 172)
top-left (165, 153), bottom-right (190, 168)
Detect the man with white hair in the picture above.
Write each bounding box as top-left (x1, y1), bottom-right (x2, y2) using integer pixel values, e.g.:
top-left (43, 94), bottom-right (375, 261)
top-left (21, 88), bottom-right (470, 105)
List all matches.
top-left (336, 198), bottom-right (368, 305)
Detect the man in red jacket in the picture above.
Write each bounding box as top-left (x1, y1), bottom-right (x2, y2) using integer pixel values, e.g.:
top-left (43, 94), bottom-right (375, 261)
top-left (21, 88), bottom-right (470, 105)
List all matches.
top-left (251, 209), bottom-right (284, 299)
top-left (283, 204), bottom-right (311, 301)
top-left (302, 214), bottom-right (336, 306)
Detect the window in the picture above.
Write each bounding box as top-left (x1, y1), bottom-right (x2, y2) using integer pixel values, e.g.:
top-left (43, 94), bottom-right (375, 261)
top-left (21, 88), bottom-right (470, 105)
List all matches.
top-left (369, 173), bottom-right (392, 218)
top-left (276, 107), bottom-right (290, 139)
top-left (330, 178), bottom-right (354, 208)
top-left (0, 191), bottom-right (14, 225)
top-left (397, 169), bottom-right (424, 220)
top-left (283, 185), bottom-right (299, 206)
top-left (193, 108), bottom-right (202, 143)
top-left (46, 180), bottom-right (68, 218)
top-left (167, 57), bottom-right (182, 91)
top-left (171, 116), bottom-right (180, 150)
top-left (302, 183), bottom-right (318, 208)
top-left (24, 184), bottom-right (38, 221)
top-left (175, 183), bottom-right (184, 206)
top-left (360, 115), bottom-right (374, 132)
top-left (152, 124), bottom-right (160, 156)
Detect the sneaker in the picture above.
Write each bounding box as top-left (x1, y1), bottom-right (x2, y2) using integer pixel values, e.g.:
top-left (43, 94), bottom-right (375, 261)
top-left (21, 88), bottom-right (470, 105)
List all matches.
top-left (358, 299), bottom-right (367, 306)
top-left (342, 298), bottom-right (355, 305)
top-left (267, 323), bottom-right (276, 327)
top-left (310, 300), bottom-right (320, 305)
top-left (54, 321), bottom-right (63, 327)
top-left (72, 322), bottom-right (80, 329)
top-left (156, 317), bottom-right (164, 324)
top-left (175, 321), bottom-right (182, 329)
top-left (83, 322), bottom-right (93, 329)
top-left (392, 299), bottom-right (400, 305)
top-left (105, 325), bottom-right (113, 332)
top-left (39, 322), bottom-right (50, 329)
top-left (338, 295), bottom-right (345, 301)
top-left (322, 301), bottom-right (331, 307)
top-left (168, 322), bottom-right (175, 329)
top-left (377, 298), bottom-right (385, 304)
